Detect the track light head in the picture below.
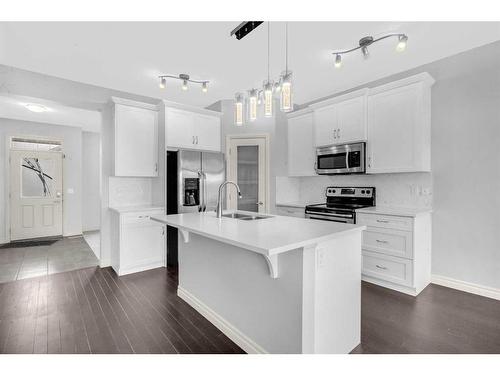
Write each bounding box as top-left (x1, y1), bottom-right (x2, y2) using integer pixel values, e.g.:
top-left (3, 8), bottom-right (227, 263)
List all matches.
top-left (334, 54), bottom-right (342, 68)
top-left (182, 80), bottom-right (188, 91)
top-left (202, 82), bottom-right (208, 93)
top-left (159, 77), bottom-right (166, 89)
top-left (396, 34), bottom-right (408, 52)
top-left (361, 46), bottom-right (370, 59)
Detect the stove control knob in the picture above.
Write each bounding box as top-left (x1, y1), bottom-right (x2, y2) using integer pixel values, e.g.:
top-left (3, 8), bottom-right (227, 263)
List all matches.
top-left (332, 189), bottom-right (336, 194)
top-left (361, 190), bottom-right (365, 194)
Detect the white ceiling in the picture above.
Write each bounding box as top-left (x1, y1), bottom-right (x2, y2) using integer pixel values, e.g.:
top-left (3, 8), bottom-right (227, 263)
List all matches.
top-left (1, 22), bottom-right (499, 108)
top-left (0, 94), bottom-right (101, 132)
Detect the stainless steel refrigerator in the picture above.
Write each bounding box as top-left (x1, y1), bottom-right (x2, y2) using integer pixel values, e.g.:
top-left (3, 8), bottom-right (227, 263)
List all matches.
top-left (166, 150), bottom-right (225, 266)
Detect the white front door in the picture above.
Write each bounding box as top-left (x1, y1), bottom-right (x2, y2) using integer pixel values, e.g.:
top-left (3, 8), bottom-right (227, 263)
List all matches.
top-left (10, 150), bottom-right (63, 241)
top-left (227, 136), bottom-right (268, 213)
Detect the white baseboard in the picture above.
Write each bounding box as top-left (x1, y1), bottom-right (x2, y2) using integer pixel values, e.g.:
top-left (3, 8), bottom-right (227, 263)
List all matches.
top-left (177, 286), bottom-right (267, 354)
top-left (432, 274), bottom-right (500, 301)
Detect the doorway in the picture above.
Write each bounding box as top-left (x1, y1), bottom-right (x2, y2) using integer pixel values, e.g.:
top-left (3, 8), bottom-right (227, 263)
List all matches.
top-left (226, 134), bottom-right (270, 213)
top-left (9, 138), bottom-right (63, 241)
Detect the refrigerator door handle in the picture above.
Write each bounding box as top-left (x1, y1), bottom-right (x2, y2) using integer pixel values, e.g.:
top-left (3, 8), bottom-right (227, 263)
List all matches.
top-left (202, 171), bottom-right (208, 212)
top-left (197, 170), bottom-right (204, 212)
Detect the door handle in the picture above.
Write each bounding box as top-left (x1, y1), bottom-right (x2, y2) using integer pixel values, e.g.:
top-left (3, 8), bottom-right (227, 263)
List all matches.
top-left (192, 136), bottom-right (195, 144)
top-left (196, 136), bottom-right (199, 144)
top-left (255, 202), bottom-right (264, 206)
top-left (376, 264), bottom-right (388, 270)
top-left (333, 129), bottom-right (337, 139)
top-left (337, 128), bottom-right (340, 138)
top-left (376, 239), bottom-right (389, 244)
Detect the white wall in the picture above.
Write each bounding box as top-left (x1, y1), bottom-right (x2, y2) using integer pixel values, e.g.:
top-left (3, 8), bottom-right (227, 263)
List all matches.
top-left (82, 131), bottom-right (100, 232)
top-left (0, 118), bottom-right (82, 242)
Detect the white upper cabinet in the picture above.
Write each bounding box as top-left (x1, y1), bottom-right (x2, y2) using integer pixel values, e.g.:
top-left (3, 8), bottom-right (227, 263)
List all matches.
top-left (113, 99), bottom-right (159, 177)
top-left (165, 107), bottom-right (195, 149)
top-left (287, 110), bottom-right (315, 176)
top-left (366, 73), bottom-right (434, 174)
top-left (194, 113), bottom-right (221, 152)
top-left (165, 106), bottom-right (221, 152)
top-left (312, 89), bottom-right (367, 147)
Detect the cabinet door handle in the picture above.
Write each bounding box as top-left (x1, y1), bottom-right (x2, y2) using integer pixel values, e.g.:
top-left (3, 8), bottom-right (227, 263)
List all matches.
top-left (376, 239), bottom-right (389, 244)
top-left (376, 219), bottom-right (389, 223)
top-left (367, 156), bottom-right (372, 168)
top-left (192, 136), bottom-right (195, 144)
top-left (333, 129), bottom-right (337, 139)
top-left (337, 128), bottom-right (340, 138)
top-left (376, 264), bottom-right (388, 270)
top-left (196, 136), bottom-right (199, 144)
top-left (155, 163), bottom-right (158, 172)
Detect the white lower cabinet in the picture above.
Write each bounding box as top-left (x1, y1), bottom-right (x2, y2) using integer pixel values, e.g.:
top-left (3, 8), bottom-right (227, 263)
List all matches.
top-left (357, 210), bottom-right (431, 296)
top-left (276, 205), bottom-right (305, 218)
top-left (110, 208), bottom-right (165, 276)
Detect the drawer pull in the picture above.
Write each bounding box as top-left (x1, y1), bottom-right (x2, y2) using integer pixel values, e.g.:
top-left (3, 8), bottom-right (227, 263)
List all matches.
top-left (376, 239), bottom-right (389, 244)
top-left (376, 219), bottom-right (390, 223)
top-left (376, 264), bottom-right (388, 270)
top-left (138, 215), bottom-right (150, 219)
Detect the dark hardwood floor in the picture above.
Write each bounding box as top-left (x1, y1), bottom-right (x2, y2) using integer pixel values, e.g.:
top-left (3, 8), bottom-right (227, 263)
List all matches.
top-left (352, 281), bottom-right (500, 354)
top-left (0, 265), bottom-right (499, 354)
top-left (0, 266), bottom-right (244, 354)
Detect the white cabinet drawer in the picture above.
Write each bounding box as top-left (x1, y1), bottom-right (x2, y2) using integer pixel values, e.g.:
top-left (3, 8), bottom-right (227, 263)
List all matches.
top-left (362, 251), bottom-right (413, 287)
top-left (122, 209), bottom-right (164, 225)
top-left (357, 213), bottom-right (413, 231)
top-left (362, 227), bottom-right (413, 259)
top-left (276, 206), bottom-right (305, 218)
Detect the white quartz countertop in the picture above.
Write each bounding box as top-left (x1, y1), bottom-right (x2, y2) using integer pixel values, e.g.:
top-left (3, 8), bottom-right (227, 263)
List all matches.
top-left (109, 205), bottom-right (164, 214)
top-left (276, 202), bottom-right (312, 208)
top-left (356, 206), bottom-right (432, 218)
top-left (151, 211), bottom-right (365, 256)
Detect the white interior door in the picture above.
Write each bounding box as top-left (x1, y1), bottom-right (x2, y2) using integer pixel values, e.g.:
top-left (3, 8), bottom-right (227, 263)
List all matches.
top-left (227, 136), bottom-right (268, 213)
top-left (10, 150), bottom-right (63, 241)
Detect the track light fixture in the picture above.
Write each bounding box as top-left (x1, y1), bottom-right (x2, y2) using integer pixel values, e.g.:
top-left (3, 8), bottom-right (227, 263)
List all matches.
top-left (158, 73), bottom-right (209, 93)
top-left (332, 33), bottom-right (408, 68)
top-left (233, 22), bottom-right (295, 125)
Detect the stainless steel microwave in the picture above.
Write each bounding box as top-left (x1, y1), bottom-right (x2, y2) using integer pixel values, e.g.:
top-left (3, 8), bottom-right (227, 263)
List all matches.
top-left (315, 142), bottom-right (366, 175)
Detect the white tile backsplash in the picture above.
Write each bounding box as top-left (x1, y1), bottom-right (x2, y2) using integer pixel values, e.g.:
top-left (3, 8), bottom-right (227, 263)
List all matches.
top-left (108, 177), bottom-right (153, 207)
top-left (277, 173), bottom-right (432, 208)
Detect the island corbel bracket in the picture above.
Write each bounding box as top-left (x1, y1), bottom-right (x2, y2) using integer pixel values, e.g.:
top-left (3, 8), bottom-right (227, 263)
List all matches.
top-left (179, 229), bottom-right (190, 243)
top-left (263, 254), bottom-right (279, 279)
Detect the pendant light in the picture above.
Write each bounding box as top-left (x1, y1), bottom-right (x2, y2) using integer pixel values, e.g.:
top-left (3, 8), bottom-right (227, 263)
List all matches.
top-left (280, 22), bottom-right (293, 112)
top-left (263, 23), bottom-right (274, 118)
top-left (248, 89), bottom-right (258, 122)
top-left (234, 93), bottom-right (244, 126)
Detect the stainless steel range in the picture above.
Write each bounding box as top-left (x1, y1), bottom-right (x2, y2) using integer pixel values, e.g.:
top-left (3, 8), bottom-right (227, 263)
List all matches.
top-left (305, 186), bottom-right (375, 223)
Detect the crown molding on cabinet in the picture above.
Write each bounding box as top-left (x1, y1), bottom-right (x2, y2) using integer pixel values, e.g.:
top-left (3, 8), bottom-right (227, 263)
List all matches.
top-left (308, 88), bottom-right (369, 110)
top-left (368, 72), bottom-right (435, 95)
top-left (161, 99), bottom-right (223, 118)
top-left (286, 106), bottom-right (313, 119)
top-left (110, 96), bottom-right (159, 111)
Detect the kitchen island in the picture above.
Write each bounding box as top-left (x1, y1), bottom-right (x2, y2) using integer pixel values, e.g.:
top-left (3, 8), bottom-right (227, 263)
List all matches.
top-left (151, 211), bottom-right (365, 354)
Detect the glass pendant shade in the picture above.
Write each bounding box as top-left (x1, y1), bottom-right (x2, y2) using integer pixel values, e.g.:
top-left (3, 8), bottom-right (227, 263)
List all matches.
top-left (248, 89), bottom-right (258, 122)
top-left (263, 80), bottom-right (274, 118)
top-left (280, 71), bottom-right (293, 112)
top-left (234, 93), bottom-right (244, 126)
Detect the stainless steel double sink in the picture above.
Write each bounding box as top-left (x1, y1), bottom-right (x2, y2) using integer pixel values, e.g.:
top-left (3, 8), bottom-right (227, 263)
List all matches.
top-left (221, 212), bottom-right (271, 221)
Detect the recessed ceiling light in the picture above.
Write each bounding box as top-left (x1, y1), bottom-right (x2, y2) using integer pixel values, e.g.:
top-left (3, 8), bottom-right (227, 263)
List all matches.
top-left (24, 103), bottom-right (49, 113)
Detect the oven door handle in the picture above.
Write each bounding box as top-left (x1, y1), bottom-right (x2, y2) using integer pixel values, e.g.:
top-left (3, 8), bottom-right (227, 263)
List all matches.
top-left (305, 213), bottom-right (351, 223)
top-left (345, 150), bottom-right (349, 170)
top-left (305, 211), bottom-right (353, 218)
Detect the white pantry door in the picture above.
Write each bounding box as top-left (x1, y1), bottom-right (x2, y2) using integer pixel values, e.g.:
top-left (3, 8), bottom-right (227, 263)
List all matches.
top-left (10, 150), bottom-right (63, 241)
top-left (227, 136), bottom-right (268, 213)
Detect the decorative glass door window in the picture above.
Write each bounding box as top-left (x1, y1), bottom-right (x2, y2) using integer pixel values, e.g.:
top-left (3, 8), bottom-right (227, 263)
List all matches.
top-left (21, 157), bottom-right (55, 198)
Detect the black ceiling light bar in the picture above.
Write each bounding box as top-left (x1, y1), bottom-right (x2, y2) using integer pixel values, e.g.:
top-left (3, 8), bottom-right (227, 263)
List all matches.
top-left (230, 21), bottom-right (264, 40)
